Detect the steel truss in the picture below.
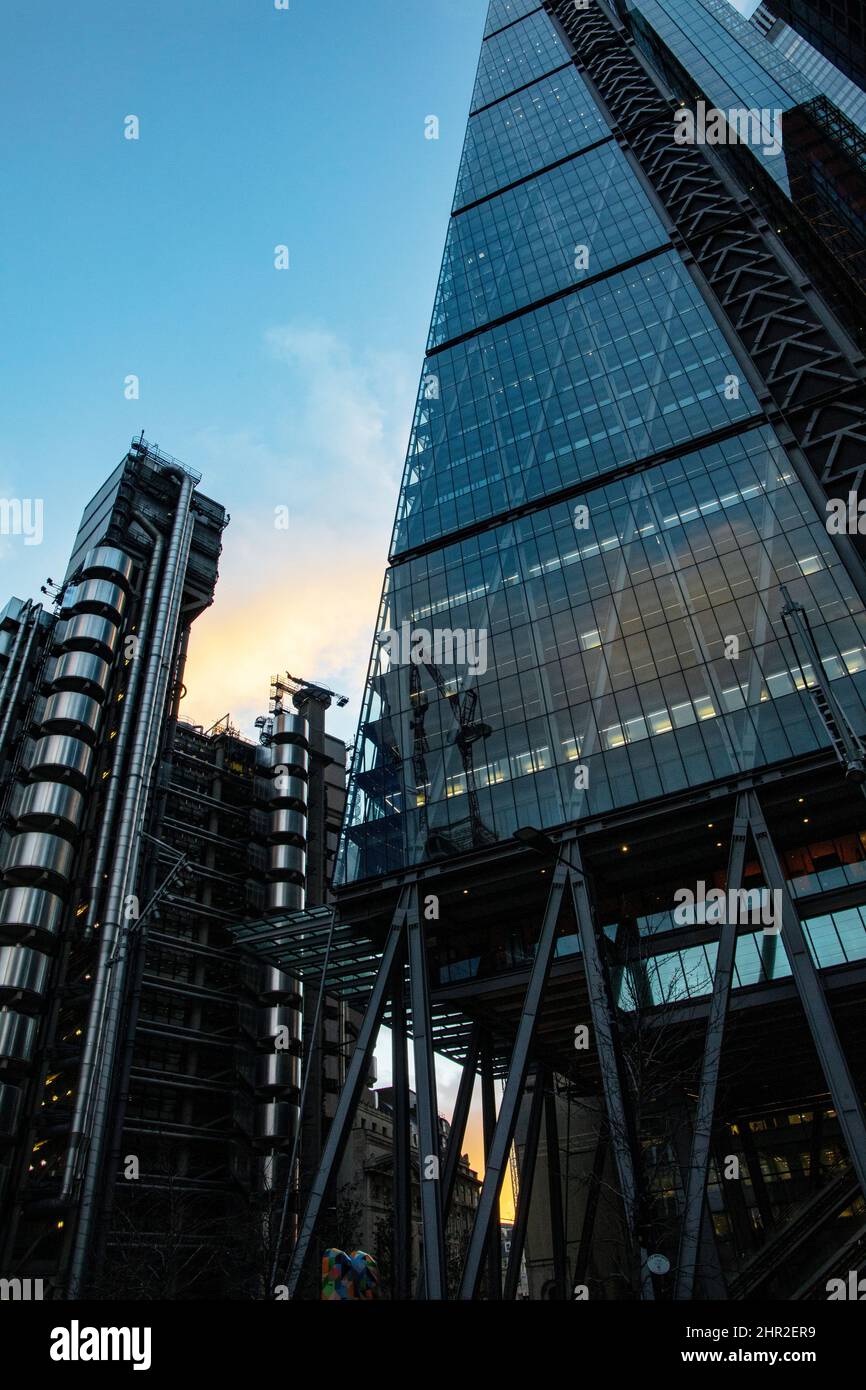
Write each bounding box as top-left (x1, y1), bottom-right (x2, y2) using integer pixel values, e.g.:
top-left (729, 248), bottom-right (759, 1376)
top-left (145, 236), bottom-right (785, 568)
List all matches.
top-left (276, 774), bottom-right (866, 1299)
top-left (544, 0), bottom-right (866, 500)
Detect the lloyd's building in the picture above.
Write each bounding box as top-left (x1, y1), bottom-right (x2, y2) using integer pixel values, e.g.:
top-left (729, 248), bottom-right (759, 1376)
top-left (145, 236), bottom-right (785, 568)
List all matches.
top-left (243, 0), bottom-right (866, 1299)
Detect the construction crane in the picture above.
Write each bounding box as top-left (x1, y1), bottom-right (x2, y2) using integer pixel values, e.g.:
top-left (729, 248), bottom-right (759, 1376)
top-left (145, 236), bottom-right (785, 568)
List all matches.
top-left (272, 671), bottom-right (349, 709)
top-left (409, 659), bottom-right (495, 858)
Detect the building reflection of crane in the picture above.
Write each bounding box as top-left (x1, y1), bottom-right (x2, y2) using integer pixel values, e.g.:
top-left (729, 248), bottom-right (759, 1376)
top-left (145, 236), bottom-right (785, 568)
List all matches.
top-left (408, 659), bottom-right (496, 859)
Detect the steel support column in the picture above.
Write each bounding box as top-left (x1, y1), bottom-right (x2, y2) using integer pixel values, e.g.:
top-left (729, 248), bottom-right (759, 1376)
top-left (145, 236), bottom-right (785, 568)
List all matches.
top-left (442, 1025), bottom-right (481, 1223)
top-left (674, 795), bottom-right (748, 1299)
top-left (391, 933), bottom-right (412, 1301)
top-left (567, 844), bottom-right (646, 1294)
top-left (545, 1082), bottom-right (568, 1300)
top-left (574, 1127), bottom-right (608, 1291)
top-left (458, 849), bottom-right (572, 1300)
top-left (406, 882), bottom-right (448, 1300)
top-left (504, 1068), bottom-right (546, 1301)
top-left (481, 1033), bottom-right (502, 1299)
top-left (747, 791), bottom-right (866, 1199)
top-left (284, 883), bottom-right (413, 1298)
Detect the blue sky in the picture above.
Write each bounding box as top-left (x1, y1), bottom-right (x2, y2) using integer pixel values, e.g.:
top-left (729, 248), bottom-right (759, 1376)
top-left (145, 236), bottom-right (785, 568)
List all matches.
top-left (2, 0), bottom-right (757, 745)
top-left (1, 0), bottom-right (488, 741)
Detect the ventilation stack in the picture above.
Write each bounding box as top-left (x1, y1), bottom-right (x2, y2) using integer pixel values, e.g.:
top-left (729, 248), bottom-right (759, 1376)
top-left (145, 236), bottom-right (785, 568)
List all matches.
top-left (0, 547), bottom-right (133, 1146)
top-left (251, 706), bottom-right (310, 1191)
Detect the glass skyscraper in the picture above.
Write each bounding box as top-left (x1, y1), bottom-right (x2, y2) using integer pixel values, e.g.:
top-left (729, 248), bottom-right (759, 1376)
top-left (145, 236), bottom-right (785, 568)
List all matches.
top-left (338, 0), bottom-right (866, 887)
top-left (277, 0), bottom-right (866, 1301)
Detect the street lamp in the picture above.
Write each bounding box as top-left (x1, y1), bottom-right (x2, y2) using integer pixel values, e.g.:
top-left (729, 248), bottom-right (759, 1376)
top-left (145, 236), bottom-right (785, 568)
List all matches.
top-left (512, 825), bottom-right (561, 859)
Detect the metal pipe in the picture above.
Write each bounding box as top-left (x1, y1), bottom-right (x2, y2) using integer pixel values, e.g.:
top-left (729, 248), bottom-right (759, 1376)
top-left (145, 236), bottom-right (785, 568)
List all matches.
top-left (77, 503), bottom-right (194, 1151)
top-left (84, 516), bottom-right (165, 935)
top-left (675, 797), bottom-right (749, 1300)
top-left (407, 883), bottom-right (447, 1300)
top-left (481, 1034), bottom-right (501, 1299)
top-left (65, 472), bottom-right (194, 1296)
top-left (504, 1068), bottom-right (546, 1301)
top-left (458, 853), bottom-right (571, 1301)
top-left (284, 885), bottom-right (414, 1298)
top-left (391, 934), bottom-right (411, 1300)
top-left (60, 519), bottom-right (165, 1202)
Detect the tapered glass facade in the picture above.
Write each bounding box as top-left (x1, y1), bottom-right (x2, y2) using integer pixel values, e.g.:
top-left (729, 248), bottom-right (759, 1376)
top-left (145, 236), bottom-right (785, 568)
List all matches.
top-left (337, 0), bottom-right (866, 885)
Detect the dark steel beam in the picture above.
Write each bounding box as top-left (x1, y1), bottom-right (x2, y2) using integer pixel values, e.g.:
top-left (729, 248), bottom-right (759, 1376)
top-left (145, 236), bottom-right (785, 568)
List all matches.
top-left (545, 1082), bottom-right (568, 1300)
top-left (567, 844), bottom-right (645, 1294)
top-left (670, 1103), bottom-right (728, 1300)
top-left (674, 795), bottom-right (748, 1300)
top-left (481, 1033), bottom-right (502, 1299)
top-left (406, 882), bottom-right (448, 1300)
top-left (391, 932), bottom-right (411, 1301)
top-left (442, 1024), bottom-right (481, 1222)
top-left (573, 1127), bottom-right (607, 1291)
top-left (747, 790), bottom-right (866, 1200)
top-left (458, 850), bottom-right (572, 1299)
top-left (283, 883), bottom-right (412, 1298)
top-left (504, 1068), bottom-right (546, 1301)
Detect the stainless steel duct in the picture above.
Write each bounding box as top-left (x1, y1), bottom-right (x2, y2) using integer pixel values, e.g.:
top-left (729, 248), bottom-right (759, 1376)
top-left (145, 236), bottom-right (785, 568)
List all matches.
top-left (65, 474), bottom-right (195, 1297)
top-left (83, 519), bottom-right (165, 936)
top-left (0, 886), bottom-right (64, 949)
top-left (56, 614), bottom-right (120, 663)
top-left (3, 832), bottom-right (75, 887)
top-left (26, 735), bottom-right (93, 787)
top-left (0, 945), bottom-right (51, 1001)
top-left (16, 782), bottom-right (85, 835)
top-left (40, 692), bottom-right (102, 742)
top-left (0, 546), bottom-right (131, 1101)
top-left (251, 709), bottom-right (309, 1174)
top-left (0, 1011), bottom-right (38, 1070)
top-left (62, 579), bottom-right (127, 625)
top-left (50, 652), bottom-right (111, 700)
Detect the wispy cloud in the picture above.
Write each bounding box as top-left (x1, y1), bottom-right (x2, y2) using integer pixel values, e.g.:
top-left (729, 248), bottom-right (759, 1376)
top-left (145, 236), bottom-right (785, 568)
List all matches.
top-left (182, 323), bottom-right (416, 737)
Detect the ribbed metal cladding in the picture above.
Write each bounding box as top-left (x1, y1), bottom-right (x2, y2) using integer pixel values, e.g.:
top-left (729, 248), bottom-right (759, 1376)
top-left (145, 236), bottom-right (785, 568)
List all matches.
top-left (268, 807), bottom-right (307, 844)
top-left (3, 833), bottom-right (75, 888)
top-left (79, 545), bottom-right (135, 592)
top-left (49, 652), bottom-right (111, 700)
top-left (266, 712), bottom-right (309, 906)
top-left (260, 965), bottom-right (299, 1003)
top-left (0, 946), bottom-right (51, 1002)
top-left (0, 887), bottom-right (64, 948)
top-left (26, 735), bottom-right (93, 788)
top-left (257, 1003), bottom-right (303, 1047)
top-left (268, 843), bottom-right (307, 881)
top-left (40, 692), bottom-right (102, 743)
top-left (254, 1100), bottom-right (300, 1146)
top-left (0, 1011), bottom-right (38, 1070)
top-left (0, 542), bottom-right (135, 1076)
top-left (16, 782), bottom-right (84, 837)
top-left (255, 1053), bottom-right (297, 1095)
top-left (62, 579), bottom-right (127, 625)
top-left (56, 614), bottom-right (120, 663)
top-left (252, 710), bottom-right (309, 1159)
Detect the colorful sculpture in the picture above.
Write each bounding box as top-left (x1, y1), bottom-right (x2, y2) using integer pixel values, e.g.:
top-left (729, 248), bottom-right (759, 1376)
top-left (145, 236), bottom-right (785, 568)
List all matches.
top-left (321, 1248), bottom-right (380, 1300)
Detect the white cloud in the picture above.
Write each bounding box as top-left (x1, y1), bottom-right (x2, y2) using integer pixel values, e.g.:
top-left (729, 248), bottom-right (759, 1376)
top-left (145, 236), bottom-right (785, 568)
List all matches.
top-left (182, 324), bottom-right (417, 740)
